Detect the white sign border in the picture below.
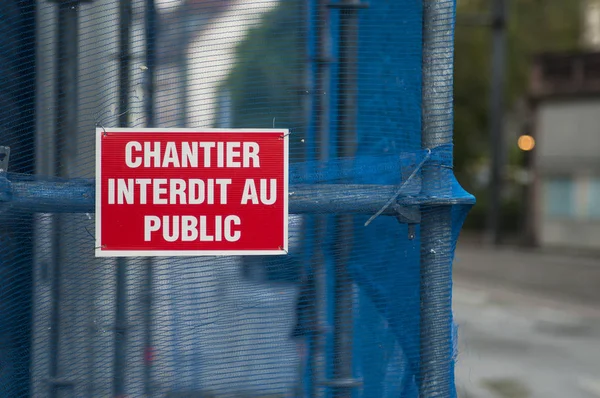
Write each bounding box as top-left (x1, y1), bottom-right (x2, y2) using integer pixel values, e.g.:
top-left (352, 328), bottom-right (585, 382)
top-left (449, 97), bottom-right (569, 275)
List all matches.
top-left (95, 128), bottom-right (289, 257)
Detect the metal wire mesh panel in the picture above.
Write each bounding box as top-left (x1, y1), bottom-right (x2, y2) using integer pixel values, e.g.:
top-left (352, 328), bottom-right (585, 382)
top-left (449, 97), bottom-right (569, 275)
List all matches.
top-left (0, 0), bottom-right (474, 397)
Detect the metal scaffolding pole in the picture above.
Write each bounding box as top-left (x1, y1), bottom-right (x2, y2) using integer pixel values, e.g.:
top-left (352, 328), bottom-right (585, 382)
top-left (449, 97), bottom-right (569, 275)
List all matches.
top-left (302, 1), bottom-right (329, 396)
top-left (49, 0), bottom-right (80, 396)
top-left (114, 0), bottom-right (132, 395)
top-left (329, 0), bottom-right (366, 396)
top-left (144, 0), bottom-right (157, 395)
top-left (308, 1), bottom-right (333, 396)
top-left (486, 0), bottom-right (508, 245)
top-left (420, 0), bottom-right (455, 397)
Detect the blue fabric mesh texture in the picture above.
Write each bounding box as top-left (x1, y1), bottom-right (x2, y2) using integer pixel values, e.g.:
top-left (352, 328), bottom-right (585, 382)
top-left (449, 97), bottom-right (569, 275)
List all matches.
top-left (0, 0), bottom-right (474, 397)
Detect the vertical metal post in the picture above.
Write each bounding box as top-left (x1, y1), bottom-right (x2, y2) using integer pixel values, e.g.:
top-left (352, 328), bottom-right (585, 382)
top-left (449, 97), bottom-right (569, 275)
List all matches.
top-left (317, 0), bottom-right (332, 161)
top-left (0, 3), bottom-right (35, 397)
top-left (331, 1), bottom-right (364, 396)
top-left (119, 0), bottom-right (132, 129)
top-left (142, 261), bottom-right (153, 396)
top-left (144, 0), bottom-right (156, 395)
top-left (486, 0), bottom-right (507, 245)
top-left (114, 0), bottom-right (132, 396)
top-left (301, 1), bottom-right (315, 396)
top-left (50, 0), bottom-right (80, 396)
top-left (145, 0), bottom-right (157, 128)
top-left (521, 113), bottom-right (536, 247)
top-left (335, 1), bottom-right (360, 157)
top-left (307, 1), bottom-right (332, 396)
top-left (178, 54), bottom-right (188, 127)
top-left (0, 147), bottom-right (9, 172)
top-left (177, 45), bottom-right (188, 127)
top-left (420, 0), bottom-right (455, 397)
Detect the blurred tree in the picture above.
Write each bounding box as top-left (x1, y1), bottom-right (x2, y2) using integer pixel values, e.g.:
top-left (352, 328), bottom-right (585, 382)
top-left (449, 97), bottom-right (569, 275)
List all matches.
top-left (454, 0), bottom-right (583, 186)
top-left (224, 0), bottom-right (582, 192)
top-left (222, 0), bottom-right (304, 150)
top-left (222, 1), bottom-right (306, 284)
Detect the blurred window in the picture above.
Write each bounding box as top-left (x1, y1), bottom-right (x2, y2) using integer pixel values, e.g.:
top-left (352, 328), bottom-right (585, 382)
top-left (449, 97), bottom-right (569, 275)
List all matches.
top-left (588, 178), bottom-right (600, 218)
top-left (542, 57), bottom-right (573, 81)
top-left (544, 177), bottom-right (575, 219)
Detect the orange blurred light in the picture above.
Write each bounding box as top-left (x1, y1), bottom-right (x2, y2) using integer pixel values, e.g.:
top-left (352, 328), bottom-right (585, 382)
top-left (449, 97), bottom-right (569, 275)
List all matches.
top-left (517, 135), bottom-right (535, 151)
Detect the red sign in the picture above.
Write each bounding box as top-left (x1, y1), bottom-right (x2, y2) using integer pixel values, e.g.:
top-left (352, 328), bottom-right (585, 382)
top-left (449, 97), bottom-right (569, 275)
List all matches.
top-left (95, 128), bottom-right (288, 256)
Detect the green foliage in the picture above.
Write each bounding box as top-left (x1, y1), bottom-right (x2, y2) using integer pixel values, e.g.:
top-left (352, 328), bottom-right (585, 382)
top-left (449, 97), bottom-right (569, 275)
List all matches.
top-left (224, 0), bottom-right (583, 198)
top-left (223, 0), bottom-right (304, 132)
top-left (456, 0), bottom-right (583, 232)
top-left (454, 0), bottom-right (583, 184)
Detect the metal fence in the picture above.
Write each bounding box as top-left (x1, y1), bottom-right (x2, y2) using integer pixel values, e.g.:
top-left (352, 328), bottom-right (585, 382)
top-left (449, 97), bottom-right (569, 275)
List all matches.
top-left (0, 0), bottom-right (474, 397)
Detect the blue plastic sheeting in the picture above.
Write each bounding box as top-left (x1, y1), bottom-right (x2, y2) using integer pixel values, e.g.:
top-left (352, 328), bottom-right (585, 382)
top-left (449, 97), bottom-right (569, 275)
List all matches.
top-left (0, 148), bottom-right (472, 215)
top-left (0, 0), bottom-right (474, 397)
top-left (0, 1), bottom-right (35, 397)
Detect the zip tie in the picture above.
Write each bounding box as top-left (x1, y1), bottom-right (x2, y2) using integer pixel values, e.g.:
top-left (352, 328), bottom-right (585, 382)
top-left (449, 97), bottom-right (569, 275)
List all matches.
top-left (96, 122), bottom-right (107, 137)
top-left (85, 226), bottom-right (95, 241)
top-left (364, 148), bottom-right (431, 227)
top-left (86, 226), bottom-right (106, 250)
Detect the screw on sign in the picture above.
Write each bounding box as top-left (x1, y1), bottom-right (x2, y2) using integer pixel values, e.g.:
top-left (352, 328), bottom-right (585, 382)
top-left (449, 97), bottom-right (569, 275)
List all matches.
top-left (95, 128), bottom-right (289, 257)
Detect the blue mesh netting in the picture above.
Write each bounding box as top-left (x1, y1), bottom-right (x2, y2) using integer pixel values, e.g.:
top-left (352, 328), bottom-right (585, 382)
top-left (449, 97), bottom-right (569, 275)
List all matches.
top-left (0, 0), bottom-right (474, 397)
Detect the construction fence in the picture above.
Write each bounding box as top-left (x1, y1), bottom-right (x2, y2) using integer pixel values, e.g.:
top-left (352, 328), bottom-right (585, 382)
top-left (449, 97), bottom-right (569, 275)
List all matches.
top-left (0, 0), bottom-right (474, 397)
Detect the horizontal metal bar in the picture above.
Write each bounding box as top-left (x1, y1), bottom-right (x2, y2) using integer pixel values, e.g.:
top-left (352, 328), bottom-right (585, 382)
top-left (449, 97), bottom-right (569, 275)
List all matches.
top-left (327, 2), bottom-right (369, 9)
top-left (1, 177), bottom-right (94, 213)
top-left (46, 378), bottom-right (75, 388)
top-left (0, 177), bottom-right (473, 220)
top-left (291, 184), bottom-right (421, 220)
top-left (318, 378), bottom-right (363, 387)
top-left (0, 147), bottom-right (9, 172)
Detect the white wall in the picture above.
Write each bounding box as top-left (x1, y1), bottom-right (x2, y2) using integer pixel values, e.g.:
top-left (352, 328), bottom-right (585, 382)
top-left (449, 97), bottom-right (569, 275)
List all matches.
top-left (537, 99), bottom-right (600, 173)
top-left (536, 98), bottom-right (600, 250)
top-left (186, 0), bottom-right (279, 128)
top-left (583, 0), bottom-right (600, 50)
top-left (540, 219), bottom-right (600, 249)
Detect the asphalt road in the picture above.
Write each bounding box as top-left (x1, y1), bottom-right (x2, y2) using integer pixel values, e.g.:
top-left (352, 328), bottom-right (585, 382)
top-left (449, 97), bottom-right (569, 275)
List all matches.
top-left (453, 243), bottom-right (600, 398)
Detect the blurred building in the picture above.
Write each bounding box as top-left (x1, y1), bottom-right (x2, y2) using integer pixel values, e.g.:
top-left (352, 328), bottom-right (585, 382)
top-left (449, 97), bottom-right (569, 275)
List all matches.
top-left (529, 51), bottom-right (600, 249)
top-left (583, 0), bottom-right (600, 50)
top-left (526, 0), bottom-right (600, 250)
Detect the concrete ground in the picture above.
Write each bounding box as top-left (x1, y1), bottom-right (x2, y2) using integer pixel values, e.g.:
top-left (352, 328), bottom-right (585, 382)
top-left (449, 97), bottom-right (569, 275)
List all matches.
top-left (453, 242), bottom-right (600, 398)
